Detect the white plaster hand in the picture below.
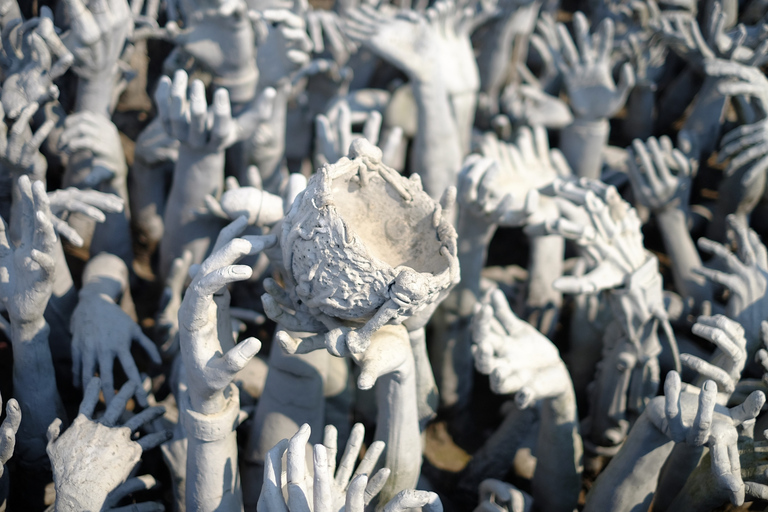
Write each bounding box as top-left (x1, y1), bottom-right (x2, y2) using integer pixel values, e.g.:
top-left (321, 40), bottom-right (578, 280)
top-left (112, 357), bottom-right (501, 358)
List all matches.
top-left (58, 111), bottom-right (127, 188)
top-left (626, 136), bottom-right (693, 213)
top-left (0, 394), bottom-right (20, 479)
top-left (46, 187), bottom-right (124, 247)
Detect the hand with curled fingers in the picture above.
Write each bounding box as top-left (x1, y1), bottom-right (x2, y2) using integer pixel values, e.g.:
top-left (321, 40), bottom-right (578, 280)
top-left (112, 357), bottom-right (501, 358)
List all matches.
top-left (473, 479), bottom-right (531, 512)
top-left (202, 175), bottom-right (287, 227)
top-left (154, 70), bottom-right (240, 154)
top-left (0, 7), bottom-right (73, 118)
top-left (46, 187), bottom-right (124, 247)
top-left (681, 315), bottom-right (747, 402)
top-left (57, 110), bottom-right (127, 189)
top-left (0, 101), bottom-right (55, 180)
top-left (556, 12), bottom-right (635, 120)
top-left (60, 0), bottom-right (133, 81)
top-left (0, 175), bottom-right (57, 324)
top-left (0, 394), bottom-right (20, 479)
top-left (694, 215), bottom-right (768, 355)
top-left (47, 378), bottom-right (170, 512)
top-left (716, 116), bottom-right (768, 192)
top-left (626, 136), bottom-right (694, 213)
top-left (647, 371), bottom-right (766, 506)
top-left (458, 126), bottom-right (570, 227)
top-left (524, 178), bottom-right (650, 295)
top-left (471, 288), bottom-right (571, 408)
top-left (70, 253), bottom-right (162, 408)
top-left (178, 216), bottom-right (276, 414)
top-left (306, 8), bottom-right (355, 65)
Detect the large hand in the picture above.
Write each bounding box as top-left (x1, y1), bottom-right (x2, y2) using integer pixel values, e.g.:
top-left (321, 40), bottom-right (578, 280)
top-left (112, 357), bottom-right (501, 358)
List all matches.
top-left (47, 379), bottom-right (169, 512)
top-left (0, 175), bottom-right (56, 324)
top-left (626, 136), bottom-right (693, 212)
top-left (525, 178), bottom-right (650, 294)
top-left (458, 126), bottom-right (569, 227)
top-left (471, 288), bottom-right (571, 407)
top-left (60, 0), bottom-right (132, 80)
top-left (647, 371), bottom-right (765, 506)
top-left (70, 291), bottom-right (161, 407)
top-left (557, 12), bottom-right (635, 119)
top-left (178, 217), bottom-right (275, 413)
top-left (694, 215), bottom-right (768, 355)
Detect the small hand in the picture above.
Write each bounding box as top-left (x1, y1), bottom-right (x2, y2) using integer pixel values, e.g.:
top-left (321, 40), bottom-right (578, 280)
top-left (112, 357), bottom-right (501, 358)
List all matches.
top-left (557, 12), bottom-right (635, 119)
top-left (47, 379), bottom-right (170, 512)
top-left (58, 111), bottom-right (127, 188)
top-left (255, 8), bottom-right (313, 88)
top-left (471, 288), bottom-right (570, 407)
top-left (0, 175), bottom-right (56, 324)
top-left (474, 479), bottom-right (531, 512)
top-left (306, 8), bottom-right (356, 65)
top-left (626, 136), bottom-right (693, 212)
top-left (315, 99), bottom-right (395, 166)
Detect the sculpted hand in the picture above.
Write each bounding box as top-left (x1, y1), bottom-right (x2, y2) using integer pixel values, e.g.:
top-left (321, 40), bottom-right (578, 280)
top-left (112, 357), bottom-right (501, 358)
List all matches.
top-left (47, 379), bottom-right (170, 512)
top-left (47, 188), bottom-right (124, 247)
top-left (0, 395), bottom-right (20, 478)
top-left (626, 136), bottom-right (693, 212)
top-left (306, 8), bottom-right (356, 65)
top-left (178, 217), bottom-right (276, 413)
top-left (647, 371), bottom-right (766, 506)
top-left (0, 175), bottom-right (56, 324)
top-left (681, 315), bottom-right (747, 399)
top-left (525, 178), bottom-right (650, 294)
top-left (474, 479), bottom-right (531, 512)
top-left (0, 7), bottom-right (72, 118)
top-left (557, 12), bottom-right (635, 119)
top-left (0, 102), bottom-right (55, 180)
top-left (203, 176), bottom-right (286, 226)
top-left (471, 288), bottom-right (570, 408)
top-left (71, 291), bottom-right (161, 408)
top-left (258, 423), bottom-right (390, 512)
top-left (694, 215), bottom-right (768, 355)
top-left (60, 0), bottom-right (133, 80)
top-left (58, 111), bottom-right (127, 188)
top-left (458, 127), bottom-right (570, 227)
top-left (255, 8), bottom-right (313, 88)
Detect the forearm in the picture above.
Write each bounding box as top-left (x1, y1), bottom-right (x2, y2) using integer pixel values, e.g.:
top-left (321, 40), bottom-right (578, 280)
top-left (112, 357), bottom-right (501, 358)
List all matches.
top-left (75, 72), bottom-right (118, 116)
top-left (526, 234), bottom-right (564, 311)
top-left (651, 443), bottom-right (705, 511)
top-left (182, 385), bottom-right (243, 512)
top-left (130, 160), bottom-right (170, 249)
top-left (11, 318), bottom-right (65, 468)
top-left (455, 213), bottom-right (497, 312)
top-left (655, 207), bottom-right (710, 305)
top-left (584, 413), bottom-right (674, 512)
top-left (410, 78), bottom-right (464, 199)
top-left (160, 150), bottom-right (226, 277)
top-left (374, 328), bottom-right (421, 504)
top-left (251, 87), bottom-right (288, 195)
top-left (533, 379), bottom-right (582, 512)
top-left (559, 117), bottom-right (609, 180)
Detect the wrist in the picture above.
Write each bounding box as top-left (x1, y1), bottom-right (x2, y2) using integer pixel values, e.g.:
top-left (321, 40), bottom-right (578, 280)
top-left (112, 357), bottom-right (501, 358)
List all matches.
top-left (181, 383), bottom-right (241, 439)
top-left (55, 487), bottom-right (108, 512)
top-left (560, 118), bottom-right (610, 180)
top-left (76, 71), bottom-right (118, 115)
top-left (10, 316), bottom-right (48, 340)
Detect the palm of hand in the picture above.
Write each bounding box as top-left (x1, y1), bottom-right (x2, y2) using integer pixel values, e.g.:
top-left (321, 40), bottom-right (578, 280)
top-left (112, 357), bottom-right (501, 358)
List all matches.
top-left (432, 18), bottom-right (478, 94)
top-left (565, 62), bottom-right (621, 119)
top-left (0, 248), bottom-right (53, 323)
top-left (368, 15), bottom-right (436, 78)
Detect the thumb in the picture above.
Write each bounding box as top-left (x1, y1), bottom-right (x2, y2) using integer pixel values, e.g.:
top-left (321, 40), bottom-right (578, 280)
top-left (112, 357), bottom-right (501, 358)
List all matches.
top-left (218, 337), bottom-right (262, 374)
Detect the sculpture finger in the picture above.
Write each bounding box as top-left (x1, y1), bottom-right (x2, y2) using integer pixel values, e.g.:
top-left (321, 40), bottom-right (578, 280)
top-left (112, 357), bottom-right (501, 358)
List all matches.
top-left (137, 430), bottom-right (173, 451)
top-left (382, 490), bottom-right (442, 512)
top-left (323, 424), bottom-right (338, 476)
top-left (105, 475), bottom-right (158, 508)
top-left (187, 79), bottom-right (208, 148)
top-left (746, 481), bottom-right (768, 500)
top-left (262, 439), bottom-right (289, 510)
top-left (101, 381), bottom-right (137, 426)
top-left (46, 418), bottom-right (62, 446)
top-left (210, 88), bottom-right (234, 149)
top-left (81, 349), bottom-right (97, 392)
top-left (352, 440), bottom-right (384, 480)
top-left (118, 350), bottom-right (150, 408)
top-left (52, 217), bottom-right (85, 247)
top-left (312, 444), bottom-right (332, 512)
top-left (123, 406), bottom-right (166, 432)
top-left (99, 353), bottom-right (116, 405)
top-left (169, 70), bottom-right (189, 141)
top-left (553, 264), bottom-right (624, 294)
top-left (0, 399), bottom-right (19, 464)
top-left (680, 354), bottom-right (734, 392)
top-left (688, 380), bottom-right (717, 446)
top-left (730, 391), bottom-right (765, 426)
top-left (710, 442), bottom-right (745, 506)
top-left (133, 326), bottom-right (163, 365)
top-left (364, 468), bottom-right (390, 505)
top-left (287, 424), bottom-right (312, 512)
top-left (335, 422), bottom-right (364, 488)
top-left (214, 337), bottom-right (262, 375)
top-left (691, 265), bottom-right (743, 292)
top-left (363, 110), bottom-right (382, 146)
top-left (345, 474), bottom-right (367, 512)
top-left (79, 376), bottom-right (102, 418)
